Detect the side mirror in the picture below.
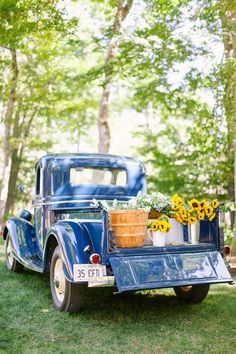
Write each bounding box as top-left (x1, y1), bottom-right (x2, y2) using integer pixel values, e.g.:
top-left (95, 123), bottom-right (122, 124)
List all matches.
top-left (18, 184), bottom-right (25, 193)
top-left (19, 210), bottom-right (32, 222)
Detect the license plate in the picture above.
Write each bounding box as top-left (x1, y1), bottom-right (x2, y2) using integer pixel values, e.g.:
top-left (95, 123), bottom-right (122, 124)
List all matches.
top-left (73, 264), bottom-right (106, 282)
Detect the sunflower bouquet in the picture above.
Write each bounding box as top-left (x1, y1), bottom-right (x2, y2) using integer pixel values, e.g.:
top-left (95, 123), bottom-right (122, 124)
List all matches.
top-left (148, 216), bottom-right (172, 233)
top-left (171, 194), bottom-right (219, 225)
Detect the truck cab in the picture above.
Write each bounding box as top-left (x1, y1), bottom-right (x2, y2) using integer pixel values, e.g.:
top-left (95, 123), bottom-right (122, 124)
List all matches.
top-left (3, 153), bottom-right (233, 312)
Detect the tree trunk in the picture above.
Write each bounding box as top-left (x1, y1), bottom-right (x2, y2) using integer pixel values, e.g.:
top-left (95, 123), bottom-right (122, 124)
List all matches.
top-left (97, 0), bottom-right (133, 153)
top-left (0, 48), bottom-right (18, 221)
top-left (3, 108), bottom-right (37, 218)
top-left (221, 7), bottom-right (236, 254)
top-left (3, 108), bottom-right (21, 217)
top-left (3, 149), bottom-right (21, 217)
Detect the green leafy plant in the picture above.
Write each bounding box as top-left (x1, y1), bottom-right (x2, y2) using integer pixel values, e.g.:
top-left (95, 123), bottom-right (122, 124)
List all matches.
top-left (136, 192), bottom-right (173, 216)
top-left (224, 225), bottom-right (234, 246)
top-left (91, 198), bottom-right (150, 211)
top-left (92, 192), bottom-right (173, 212)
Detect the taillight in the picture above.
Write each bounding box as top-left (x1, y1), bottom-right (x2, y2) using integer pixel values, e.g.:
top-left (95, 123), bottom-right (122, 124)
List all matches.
top-left (90, 253), bottom-right (101, 264)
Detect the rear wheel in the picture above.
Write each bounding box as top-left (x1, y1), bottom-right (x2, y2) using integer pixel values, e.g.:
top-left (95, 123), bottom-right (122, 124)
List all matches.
top-left (5, 235), bottom-right (24, 273)
top-left (174, 284), bottom-right (210, 303)
top-left (50, 246), bottom-right (86, 312)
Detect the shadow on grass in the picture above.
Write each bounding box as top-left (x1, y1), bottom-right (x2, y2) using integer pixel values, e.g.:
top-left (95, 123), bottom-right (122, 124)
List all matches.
top-left (1, 254), bottom-right (235, 322)
top-left (0, 257), bottom-right (190, 317)
top-left (79, 288), bottom-right (186, 322)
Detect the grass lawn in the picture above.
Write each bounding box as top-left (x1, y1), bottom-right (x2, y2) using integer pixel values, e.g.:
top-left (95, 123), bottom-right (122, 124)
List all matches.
top-left (0, 238), bottom-right (236, 354)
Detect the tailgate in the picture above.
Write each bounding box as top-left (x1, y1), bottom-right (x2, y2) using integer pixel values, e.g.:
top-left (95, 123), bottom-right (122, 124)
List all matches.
top-left (109, 251), bottom-right (232, 293)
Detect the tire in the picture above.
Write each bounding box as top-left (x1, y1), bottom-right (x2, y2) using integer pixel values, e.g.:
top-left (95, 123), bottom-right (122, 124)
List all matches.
top-left (50, 246), bottom-right (86, 313)
top-left (5, 235), bottom-right (24, 273)
top-left (174, 284), bottom-right (210, 303)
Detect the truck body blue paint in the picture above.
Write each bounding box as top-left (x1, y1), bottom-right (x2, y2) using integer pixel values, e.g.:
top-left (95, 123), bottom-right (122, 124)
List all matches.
top-left (3, 153), bottom-right (232, 293)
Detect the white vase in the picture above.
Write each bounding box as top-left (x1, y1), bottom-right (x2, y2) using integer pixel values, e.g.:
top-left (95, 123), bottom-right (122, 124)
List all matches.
top-left (147, 229), bottom-right (166, 247)
top-left (165, 218), bottom-right (183, 245)
top-left (189, 221), bottom-right (200, 244)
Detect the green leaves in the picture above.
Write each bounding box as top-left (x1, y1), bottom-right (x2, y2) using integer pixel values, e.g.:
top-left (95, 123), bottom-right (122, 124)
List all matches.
top-left (0, 0), bottom-right (235, 214)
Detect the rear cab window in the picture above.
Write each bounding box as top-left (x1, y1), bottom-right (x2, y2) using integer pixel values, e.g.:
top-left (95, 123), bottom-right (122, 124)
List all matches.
top-left (70, 167), bottom-right (127, 187)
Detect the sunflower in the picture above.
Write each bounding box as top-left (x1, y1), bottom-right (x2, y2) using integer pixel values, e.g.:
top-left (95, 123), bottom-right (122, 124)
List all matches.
top-left (205, 205), bottom-right (214, 216)
top-left (151, 222), bottom-right (158, 231)
top-left (173, 212), bottom-right (183, 224)
top-left (165, 221), bottom-right (171, 232)
top-left (211, 199), bottom-right (219, 209)
top-left (199, 199), bottom-right (207, 209)
top-left (189, 216), bottom-right (197, 224)
top-left (189, 198), bottom-right (200, 210)
top-left (172, 194), bottom-right (180, 203)
top-left (179, 207), bottom-right (188, 218)
top-left (175, 199), bottom-right (184, 209)
top-left (172, 194), bottom-right (184, 209)
top-left (188, 207), bottom-right (198, 218)
top-left (209, 212), bottom-right (216, 222)
top-left (198, 210), bottom-right (205, 220)
top-left (178, 209), bottom-right (188, 224)
top-left (189, 208), bottom-right (195, 214)
top-left (157, 221), bottom-right (167, 232)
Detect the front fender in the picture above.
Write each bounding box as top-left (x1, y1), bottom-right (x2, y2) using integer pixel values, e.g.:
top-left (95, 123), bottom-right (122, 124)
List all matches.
top-left (4, 218), bottom-right (39, 263)
top-left (44, 221), bottom-right (93, 282)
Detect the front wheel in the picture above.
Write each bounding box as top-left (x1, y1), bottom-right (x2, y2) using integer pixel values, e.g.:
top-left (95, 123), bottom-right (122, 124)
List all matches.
top-left (174, 284), bottom-right (210, 303)
top-left (50, 246), bottom-right (86, 313)
top-left (5, 235), bottom-right (24, 273)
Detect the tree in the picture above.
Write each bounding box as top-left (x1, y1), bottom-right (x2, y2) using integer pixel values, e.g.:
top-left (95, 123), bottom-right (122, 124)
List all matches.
top-left (1, 0), bottom-right (235, 225)
top-left (97, 0), bottom-right (133, 153)
top-left (218, 0), bottom-right (236, 252)
top-left (0, 0), bottom-right (66, 218)
top-left (116, 0), bottom-right (233, 201)
top-left (0, 0), bottom-right (92, 218)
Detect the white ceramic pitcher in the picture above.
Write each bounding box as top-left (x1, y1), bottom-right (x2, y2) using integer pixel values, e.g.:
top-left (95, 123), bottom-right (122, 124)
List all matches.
top-left (147, 229), bottom-right (166, 247)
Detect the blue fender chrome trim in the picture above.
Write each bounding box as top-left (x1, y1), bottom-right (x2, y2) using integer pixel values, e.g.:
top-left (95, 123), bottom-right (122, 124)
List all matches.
top-left (44, 221), bottom-right (93, 281)
top-left (4, 218), bottom-right (41, 269)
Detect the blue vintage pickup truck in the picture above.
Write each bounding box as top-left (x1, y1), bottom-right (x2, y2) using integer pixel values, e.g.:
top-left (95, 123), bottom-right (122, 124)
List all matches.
top-left (3, 154), bottom-right (232, 312)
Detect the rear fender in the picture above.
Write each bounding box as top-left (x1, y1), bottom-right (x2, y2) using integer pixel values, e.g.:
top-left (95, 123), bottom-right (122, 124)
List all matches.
top-left (44, 221), bottom-right (93, 282)
top-left (3, 218), bottom-right (39, 262)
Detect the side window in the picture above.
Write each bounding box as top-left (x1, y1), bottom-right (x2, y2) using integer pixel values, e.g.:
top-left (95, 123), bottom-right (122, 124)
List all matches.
top-left (36, 166), bottom-right (41, 195)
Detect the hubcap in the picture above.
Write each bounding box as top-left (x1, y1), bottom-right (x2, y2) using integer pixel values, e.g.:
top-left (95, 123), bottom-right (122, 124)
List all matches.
top-left (6, 238), bottom-right (14, 268)
top-left (180, 286), bottom-right (193, 293)
top-left (53, 258), bottom-right (66, 303)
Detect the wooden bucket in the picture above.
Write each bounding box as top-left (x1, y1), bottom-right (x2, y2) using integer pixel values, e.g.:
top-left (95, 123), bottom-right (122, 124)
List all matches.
top-left (109, 209), bottom-right (149, 248)
top-left (148, 208), bottom-right (163, 219)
